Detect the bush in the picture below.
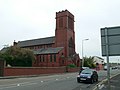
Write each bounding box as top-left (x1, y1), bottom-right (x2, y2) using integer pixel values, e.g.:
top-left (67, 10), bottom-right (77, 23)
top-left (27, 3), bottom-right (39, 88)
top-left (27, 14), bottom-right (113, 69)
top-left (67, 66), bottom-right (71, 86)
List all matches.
top-left (67, 64), bottom-right (77, 68)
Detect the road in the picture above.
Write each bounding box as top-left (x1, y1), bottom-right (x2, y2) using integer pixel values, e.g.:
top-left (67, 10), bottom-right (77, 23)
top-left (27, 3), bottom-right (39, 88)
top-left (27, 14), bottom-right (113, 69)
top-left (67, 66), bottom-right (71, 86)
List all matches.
top-left (0, 69), bottom-right (120, 90)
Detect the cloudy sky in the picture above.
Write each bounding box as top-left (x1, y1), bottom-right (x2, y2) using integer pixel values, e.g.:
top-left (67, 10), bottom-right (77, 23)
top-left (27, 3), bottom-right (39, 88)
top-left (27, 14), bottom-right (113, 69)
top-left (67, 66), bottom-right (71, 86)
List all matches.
top-left (0, 0), bottom-right (120, 62)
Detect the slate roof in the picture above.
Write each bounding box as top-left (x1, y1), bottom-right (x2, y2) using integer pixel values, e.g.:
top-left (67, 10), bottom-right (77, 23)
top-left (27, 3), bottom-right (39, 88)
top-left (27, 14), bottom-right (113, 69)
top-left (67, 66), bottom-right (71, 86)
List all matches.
top-left (0, 47), bottom-right (9, 53)
top-left (33, 47), bottom-right (64, 55)
top-left (17, 36), bottom-right (55, 47)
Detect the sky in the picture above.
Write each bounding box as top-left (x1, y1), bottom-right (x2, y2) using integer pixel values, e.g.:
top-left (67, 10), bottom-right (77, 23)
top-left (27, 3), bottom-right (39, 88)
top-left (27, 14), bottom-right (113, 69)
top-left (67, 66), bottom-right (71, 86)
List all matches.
top-left (0, 0), bottom-right (120, 63)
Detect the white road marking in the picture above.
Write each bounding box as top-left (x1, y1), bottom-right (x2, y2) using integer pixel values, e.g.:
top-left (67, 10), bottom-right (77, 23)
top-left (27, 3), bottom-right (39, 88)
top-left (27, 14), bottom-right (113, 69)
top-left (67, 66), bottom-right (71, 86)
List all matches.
top-left (86, 84), bottom-right (91, 88)
top-left (41, 81), bottom-right (43, 83)
top-left (56, 79), bottom-right (58, 80)
top-left (21, 83), bottom-right (37, 86)
top-left (99, 84), bottom-right (104, 89)
top-left (0, 82), bottom-right (37, 89)
top-left (0, 85), bottom-right (18, 89)
top-left (17, 84), bottom-right (20, 86)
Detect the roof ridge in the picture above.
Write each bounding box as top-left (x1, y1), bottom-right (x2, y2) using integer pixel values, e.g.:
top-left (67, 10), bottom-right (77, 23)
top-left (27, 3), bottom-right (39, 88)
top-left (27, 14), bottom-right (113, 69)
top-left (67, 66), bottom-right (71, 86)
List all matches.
top-left (17, 36), bottom-right (55, 47)
top-left (18, 36), bottom-right (55, 42)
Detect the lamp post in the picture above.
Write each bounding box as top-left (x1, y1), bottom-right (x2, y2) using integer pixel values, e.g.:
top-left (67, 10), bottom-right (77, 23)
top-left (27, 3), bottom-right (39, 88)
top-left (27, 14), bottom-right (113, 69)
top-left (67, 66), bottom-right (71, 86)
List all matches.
top-left (82, 39), bottom-right (89, 67)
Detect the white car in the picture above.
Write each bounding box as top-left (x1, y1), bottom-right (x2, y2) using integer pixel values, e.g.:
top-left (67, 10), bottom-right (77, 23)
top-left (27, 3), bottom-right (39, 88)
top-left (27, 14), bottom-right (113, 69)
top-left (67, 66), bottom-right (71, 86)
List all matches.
top-left (104, 66), bottom-right (107, 70)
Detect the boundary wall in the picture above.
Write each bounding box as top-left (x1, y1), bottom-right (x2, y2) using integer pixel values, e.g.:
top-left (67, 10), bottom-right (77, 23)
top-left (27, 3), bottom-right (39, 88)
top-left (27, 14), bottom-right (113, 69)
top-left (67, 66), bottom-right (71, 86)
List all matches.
top-left (3, 67), bottom-right (80, 76)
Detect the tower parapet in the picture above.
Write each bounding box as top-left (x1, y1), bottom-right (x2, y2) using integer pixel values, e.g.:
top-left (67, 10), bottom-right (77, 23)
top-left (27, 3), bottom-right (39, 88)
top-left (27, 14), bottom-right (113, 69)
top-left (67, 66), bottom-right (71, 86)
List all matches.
top-left (56, 9), bottom-right (74, 20)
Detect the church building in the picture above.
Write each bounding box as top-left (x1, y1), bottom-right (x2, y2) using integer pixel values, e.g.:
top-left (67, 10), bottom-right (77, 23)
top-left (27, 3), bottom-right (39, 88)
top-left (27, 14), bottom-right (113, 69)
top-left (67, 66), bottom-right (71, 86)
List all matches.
top-left (14, 10), bottom-right (80, 67)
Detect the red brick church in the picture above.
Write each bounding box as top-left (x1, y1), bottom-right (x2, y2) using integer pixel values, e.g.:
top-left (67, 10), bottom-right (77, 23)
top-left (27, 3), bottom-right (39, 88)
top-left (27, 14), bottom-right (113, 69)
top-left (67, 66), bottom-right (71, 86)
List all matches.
top-left (14, 10), bottom-right (80, 67)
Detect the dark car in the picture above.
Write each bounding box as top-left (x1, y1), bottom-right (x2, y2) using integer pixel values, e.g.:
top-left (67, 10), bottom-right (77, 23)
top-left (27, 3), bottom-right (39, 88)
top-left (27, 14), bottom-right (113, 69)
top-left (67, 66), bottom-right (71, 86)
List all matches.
top-left (112, 66), bottom-right (118, 69)
top-left (77, 69), bottom-right (98, 84)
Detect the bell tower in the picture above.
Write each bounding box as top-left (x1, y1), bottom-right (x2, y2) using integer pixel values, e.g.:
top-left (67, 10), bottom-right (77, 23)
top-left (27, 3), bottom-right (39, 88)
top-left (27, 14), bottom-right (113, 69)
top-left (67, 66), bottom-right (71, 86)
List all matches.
top-left (55, 10), bottom-right (75, 57)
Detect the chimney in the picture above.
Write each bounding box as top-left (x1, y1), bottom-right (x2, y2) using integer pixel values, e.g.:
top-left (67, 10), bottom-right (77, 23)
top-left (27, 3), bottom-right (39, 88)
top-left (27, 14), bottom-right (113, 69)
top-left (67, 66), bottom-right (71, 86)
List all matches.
top-left (13, 40), bottom-right (17, 46)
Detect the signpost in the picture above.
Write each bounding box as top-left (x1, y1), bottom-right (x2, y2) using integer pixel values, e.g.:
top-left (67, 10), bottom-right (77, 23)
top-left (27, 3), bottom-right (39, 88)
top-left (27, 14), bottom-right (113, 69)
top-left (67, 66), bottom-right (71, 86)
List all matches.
top-left (101, 26), bottom-right (120, 90)
top-left (101, 26), bottom-right (120, 56)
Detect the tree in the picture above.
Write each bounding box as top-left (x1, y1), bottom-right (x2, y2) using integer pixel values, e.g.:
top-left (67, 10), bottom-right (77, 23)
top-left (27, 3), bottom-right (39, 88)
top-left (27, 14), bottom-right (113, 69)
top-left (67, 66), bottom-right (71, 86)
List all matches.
top-left (0, 46), bottom-right (35, 67)
top-left (83, 56), bottom-right (96, 68)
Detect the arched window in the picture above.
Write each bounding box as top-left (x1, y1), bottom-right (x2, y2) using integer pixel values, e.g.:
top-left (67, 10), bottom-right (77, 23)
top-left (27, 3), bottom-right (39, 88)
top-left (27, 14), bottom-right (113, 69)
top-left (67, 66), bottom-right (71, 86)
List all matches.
top-left (68, 37), bottom-right (75, 56)
top-left (69, 37), bottom-right (74, 48)
top-left (68, 17), bottom-right (73, 30)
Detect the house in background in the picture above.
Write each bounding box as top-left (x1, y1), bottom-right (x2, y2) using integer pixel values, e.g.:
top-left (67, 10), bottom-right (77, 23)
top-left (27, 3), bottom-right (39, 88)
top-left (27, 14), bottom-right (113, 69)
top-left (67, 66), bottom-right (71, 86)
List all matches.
top-left (13, 10), bottom-right (80, 67)
top-left (93, 56), bottom-right (104, 70)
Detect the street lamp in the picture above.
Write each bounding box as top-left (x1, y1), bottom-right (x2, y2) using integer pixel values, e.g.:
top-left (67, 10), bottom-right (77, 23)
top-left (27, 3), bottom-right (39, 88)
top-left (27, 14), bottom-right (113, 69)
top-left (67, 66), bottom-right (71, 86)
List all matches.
top-left (82, 39), bottom-right (89, 67)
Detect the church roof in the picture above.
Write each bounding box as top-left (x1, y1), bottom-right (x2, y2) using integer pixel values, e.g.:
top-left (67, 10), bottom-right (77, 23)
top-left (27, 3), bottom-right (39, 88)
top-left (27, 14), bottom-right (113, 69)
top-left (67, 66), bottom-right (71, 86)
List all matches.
top-left (33, 47), bottom-right (63, 55)
top-left (17, 36), bottom-right (55, 47)
top-left (0, 47), bottom-right (9, 53)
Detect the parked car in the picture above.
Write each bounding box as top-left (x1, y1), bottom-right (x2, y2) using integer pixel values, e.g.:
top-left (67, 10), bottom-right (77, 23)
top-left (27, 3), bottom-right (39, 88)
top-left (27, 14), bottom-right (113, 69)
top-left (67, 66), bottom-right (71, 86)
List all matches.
top-left (104, 65), bottom-right (107, 70)
top-left (112, 66), bottom-right (118, 69)
top-left (79, 67), bottom-right (90, 74)
top-left (81, 67), bottom-right (90, 70)
top-left (77, 69), bottom-right (98, 84)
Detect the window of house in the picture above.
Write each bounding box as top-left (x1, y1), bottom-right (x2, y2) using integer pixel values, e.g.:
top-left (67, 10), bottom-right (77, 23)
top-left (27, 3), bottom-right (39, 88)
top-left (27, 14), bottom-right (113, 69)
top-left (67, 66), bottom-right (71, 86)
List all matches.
top-left (50, 54), bottom-right (52, 62)
top-left (47, 44), bottom-right (52, 48)
top-left (39, 55), bottom-right (45, 62)
top-left (39, 45), bottom-right (42, 48)
top-left (68, 37), bottom-right (75, 56)
top-left (62, 60), bottom-right (64, 64)
top-left (39, 55), bottom-right (41, 62)
top-left (43, 55), bottom-right (45, 62)
top-left (54, 54), bottom-right (56, 62)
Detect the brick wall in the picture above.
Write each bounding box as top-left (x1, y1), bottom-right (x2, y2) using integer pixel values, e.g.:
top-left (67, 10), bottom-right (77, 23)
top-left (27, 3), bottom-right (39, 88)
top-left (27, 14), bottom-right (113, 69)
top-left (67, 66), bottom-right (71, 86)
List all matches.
top-left (67, 67), bottom-right (80, 72)
top-left (96, 64), bottom-right (104, 70)
top-left (3, 67), bottom-right (80, 76)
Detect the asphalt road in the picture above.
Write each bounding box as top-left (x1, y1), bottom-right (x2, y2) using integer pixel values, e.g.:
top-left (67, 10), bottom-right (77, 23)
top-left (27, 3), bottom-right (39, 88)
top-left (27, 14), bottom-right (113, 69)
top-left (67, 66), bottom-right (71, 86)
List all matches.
top-left (0, 69), bottom-right (120, 90)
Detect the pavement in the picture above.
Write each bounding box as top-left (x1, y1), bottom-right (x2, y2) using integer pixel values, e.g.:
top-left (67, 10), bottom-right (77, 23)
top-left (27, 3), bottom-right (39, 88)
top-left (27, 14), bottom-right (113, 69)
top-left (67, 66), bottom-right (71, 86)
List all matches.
top-left (94, 74), bottom-right (120, 90)
top-left (0, 72), bottom-right (74, 79)
top-left (0, 74), bottom-right (60, 79)
top-left (0, 75), bottom-right (39, 79)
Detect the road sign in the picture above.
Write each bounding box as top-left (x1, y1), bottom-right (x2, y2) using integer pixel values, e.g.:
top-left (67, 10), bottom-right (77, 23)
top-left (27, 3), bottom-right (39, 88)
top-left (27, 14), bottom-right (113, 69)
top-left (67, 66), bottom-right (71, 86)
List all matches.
top-left (101, 26), bottom-right (120, 90)
top-left (101, 26), bottom-right (120, 56)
